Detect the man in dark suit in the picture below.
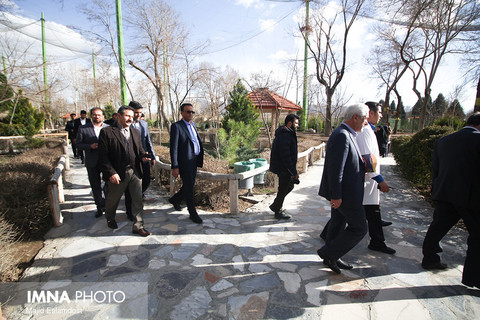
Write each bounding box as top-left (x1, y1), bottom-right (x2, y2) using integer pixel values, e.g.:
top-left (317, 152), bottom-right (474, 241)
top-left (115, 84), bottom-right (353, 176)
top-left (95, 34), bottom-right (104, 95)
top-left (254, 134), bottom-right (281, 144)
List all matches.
top-left (169, 102), bottom-right (204, 224)
top-left (65, 113), bottom-right (77, 157)
top-left (422, 112), bottom-right (480, 289)
top-left (98, 106), bottom-right (151, 237)
top-left (124, 101), bottom-right (157, 219)
top-left (269, 113), bottom-right (299, 220)
top-left (317, 104), bottom-right (369, 274)
top-left (76, 108), bottom-right (109, 218)
top-left (73, 110), bottom-right (92, 164)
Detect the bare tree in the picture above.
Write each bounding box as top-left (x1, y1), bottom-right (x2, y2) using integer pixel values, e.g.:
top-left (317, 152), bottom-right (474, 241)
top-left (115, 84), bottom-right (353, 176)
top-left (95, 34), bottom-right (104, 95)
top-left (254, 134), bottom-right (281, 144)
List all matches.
top-left (79, 0), bottom-right (135, 101)
top-left (126, 0), bottom-right (188, 134)
top-left (195, 63), bottom-right (239, 127)
top-left (366, 25), bottom-right (410, 124)
top-left (382, 0), bottom-right (480, 130)
top-left (304, 0), bottom-right (366, 136)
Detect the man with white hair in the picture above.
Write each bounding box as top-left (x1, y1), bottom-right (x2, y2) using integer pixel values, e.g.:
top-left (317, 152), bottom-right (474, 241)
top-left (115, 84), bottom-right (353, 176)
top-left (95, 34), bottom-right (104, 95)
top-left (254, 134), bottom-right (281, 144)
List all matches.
top-left (317, 104), bottom-right (369, 274)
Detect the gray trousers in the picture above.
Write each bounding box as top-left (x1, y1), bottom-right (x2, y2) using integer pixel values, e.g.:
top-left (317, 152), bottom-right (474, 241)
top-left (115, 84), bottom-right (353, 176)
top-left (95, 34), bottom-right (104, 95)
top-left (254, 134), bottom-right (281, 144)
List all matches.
top-left (105, 168), bottom-right (143, 231)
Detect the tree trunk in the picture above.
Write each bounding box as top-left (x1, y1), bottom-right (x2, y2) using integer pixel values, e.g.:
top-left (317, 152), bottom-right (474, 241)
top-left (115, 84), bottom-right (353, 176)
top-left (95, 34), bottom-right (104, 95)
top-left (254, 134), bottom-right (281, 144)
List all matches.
top-left (324, 90), bottom-right (333, 137)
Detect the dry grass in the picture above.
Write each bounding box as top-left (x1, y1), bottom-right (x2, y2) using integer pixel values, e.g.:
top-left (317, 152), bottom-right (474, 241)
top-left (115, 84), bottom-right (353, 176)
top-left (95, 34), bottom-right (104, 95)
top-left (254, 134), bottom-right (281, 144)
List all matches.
top-left (0, 140), bottom-right (64, 281)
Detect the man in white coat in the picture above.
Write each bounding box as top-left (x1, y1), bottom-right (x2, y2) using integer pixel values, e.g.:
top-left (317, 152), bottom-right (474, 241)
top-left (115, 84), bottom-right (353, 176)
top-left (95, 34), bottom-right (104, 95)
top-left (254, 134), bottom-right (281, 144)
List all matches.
top-left (358, 101), bottom-right (395, 254)
top-left (320, 101), bottom-right (395, 262)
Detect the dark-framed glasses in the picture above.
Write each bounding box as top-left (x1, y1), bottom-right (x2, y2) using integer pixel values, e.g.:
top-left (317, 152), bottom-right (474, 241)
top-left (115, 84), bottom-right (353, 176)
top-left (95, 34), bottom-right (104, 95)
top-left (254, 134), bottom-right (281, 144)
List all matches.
top-left (185, 110), bottom-right (195, 114)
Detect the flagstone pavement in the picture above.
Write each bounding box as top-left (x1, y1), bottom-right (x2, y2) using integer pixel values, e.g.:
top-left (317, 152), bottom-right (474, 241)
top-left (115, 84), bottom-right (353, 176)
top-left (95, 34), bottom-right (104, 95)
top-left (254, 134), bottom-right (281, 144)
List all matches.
top-left (1, 153), bottom-right (479, 319)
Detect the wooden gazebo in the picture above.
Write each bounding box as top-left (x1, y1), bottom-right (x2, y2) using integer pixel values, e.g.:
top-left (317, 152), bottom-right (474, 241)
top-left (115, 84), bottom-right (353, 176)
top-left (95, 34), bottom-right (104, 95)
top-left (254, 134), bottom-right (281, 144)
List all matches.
top-left (247, 89), bottom-right (302, 137)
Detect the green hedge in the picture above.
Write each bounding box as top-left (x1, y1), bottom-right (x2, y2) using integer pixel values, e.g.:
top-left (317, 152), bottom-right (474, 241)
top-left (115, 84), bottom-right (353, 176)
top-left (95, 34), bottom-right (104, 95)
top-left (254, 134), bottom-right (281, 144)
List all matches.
top-left (391, 126), bottom-right (454, 192)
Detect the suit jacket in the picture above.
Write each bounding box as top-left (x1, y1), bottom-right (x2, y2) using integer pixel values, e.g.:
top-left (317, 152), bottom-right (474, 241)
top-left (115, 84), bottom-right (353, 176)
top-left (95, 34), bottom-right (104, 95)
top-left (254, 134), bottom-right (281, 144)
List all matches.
top-left (73, 117), bottom-right (92, 140)
top-left (132, 119), bottom-right (156, 159)
top-left (170, 120), bottom-right (204, 172)
top-left (76, 122), bottom-right (109, 168)
top-left (65, 120), bottom-right (75, 140)
top-left (98, 124), bottom-right (146, 181)
top-left (319, 123), bottom-right (365, 208)
top-left (432, 127), bottom-right (480, 211)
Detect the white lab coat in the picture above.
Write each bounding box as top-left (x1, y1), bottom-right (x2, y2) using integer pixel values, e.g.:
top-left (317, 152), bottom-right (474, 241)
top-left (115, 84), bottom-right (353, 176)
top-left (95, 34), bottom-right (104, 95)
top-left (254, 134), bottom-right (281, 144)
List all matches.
top-left (356, 123), bottom-right (381, 205)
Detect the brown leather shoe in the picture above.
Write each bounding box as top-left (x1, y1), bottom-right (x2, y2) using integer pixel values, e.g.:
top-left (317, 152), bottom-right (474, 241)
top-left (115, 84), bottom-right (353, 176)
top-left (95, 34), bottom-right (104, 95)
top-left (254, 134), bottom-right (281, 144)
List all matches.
top-left (133, 228), bottom-right (152, 237)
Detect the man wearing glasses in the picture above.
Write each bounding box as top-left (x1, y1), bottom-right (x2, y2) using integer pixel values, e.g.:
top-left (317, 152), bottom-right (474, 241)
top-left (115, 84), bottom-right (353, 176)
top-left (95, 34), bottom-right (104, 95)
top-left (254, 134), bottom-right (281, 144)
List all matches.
top-left (169, 103), bottom-right (204, 224)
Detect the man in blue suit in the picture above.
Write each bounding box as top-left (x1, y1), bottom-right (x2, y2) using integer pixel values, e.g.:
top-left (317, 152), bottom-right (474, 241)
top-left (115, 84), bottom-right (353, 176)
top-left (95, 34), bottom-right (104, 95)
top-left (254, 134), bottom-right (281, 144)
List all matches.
top-left (169, 103), bottom-right (204, 224)
top-left (317, 104), bottom-right (369, 274)
top-left (76, 108), bottom-right (109, 217)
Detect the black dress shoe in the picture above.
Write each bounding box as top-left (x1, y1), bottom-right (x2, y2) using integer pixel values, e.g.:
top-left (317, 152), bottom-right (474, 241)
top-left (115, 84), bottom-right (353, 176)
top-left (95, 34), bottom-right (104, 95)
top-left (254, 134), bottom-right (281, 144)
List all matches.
top-left (421, 261), bottom-right (447, 270)
top-left (169, 198), bottom-right (182, 211)
top-left (189, 214), bottom-right (203, 224)
top-left (95, 210), bottom-right (103, 218)
top-left (317, 249), bottom-right (341, 274)
top-left (274, 211), bottom-right (291, 220)
top-left (107, 220), bottom-right (118, 229)
top-left (133, 228), bottom-right (152, 237)
top-left (381, 220), bottom-right (392, 227)
top-left (336, 259), bottom-right (353, 270)
top-left (368, 244), bottom-right (396, 254)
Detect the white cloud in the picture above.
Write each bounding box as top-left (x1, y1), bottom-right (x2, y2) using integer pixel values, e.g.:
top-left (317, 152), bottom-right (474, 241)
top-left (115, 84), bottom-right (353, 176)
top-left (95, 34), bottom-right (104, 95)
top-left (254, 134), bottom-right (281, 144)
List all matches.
top-left (234, 0), bottom-right (262, 9)
top-left (268, 50), bottom-right (296, 61)
top-left (1, 12), bottom-right (99, 61)
top-left (259, 18), bottom-right (276, 32)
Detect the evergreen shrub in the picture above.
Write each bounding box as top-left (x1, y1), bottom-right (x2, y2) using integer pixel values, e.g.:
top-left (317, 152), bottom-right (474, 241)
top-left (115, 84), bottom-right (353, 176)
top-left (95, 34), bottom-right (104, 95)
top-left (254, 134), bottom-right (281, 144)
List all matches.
top-left (391, 126), bottom-right (454, 192)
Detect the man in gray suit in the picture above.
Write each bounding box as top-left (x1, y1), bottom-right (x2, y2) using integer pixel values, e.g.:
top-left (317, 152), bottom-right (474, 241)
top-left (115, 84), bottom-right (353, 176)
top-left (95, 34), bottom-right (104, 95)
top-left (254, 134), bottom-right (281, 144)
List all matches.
top-left (422, 112), bottom-right (480, 289)
top-left (76, 108), bottom-right (109, 217)
top-left (317, 104), bottom-right (369, 274)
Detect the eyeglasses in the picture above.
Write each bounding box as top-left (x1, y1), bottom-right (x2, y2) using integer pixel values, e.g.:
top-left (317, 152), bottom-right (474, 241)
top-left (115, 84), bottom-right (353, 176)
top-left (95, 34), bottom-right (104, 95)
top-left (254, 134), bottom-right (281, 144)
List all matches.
top-left (185, 110), bottom-right (195, 114)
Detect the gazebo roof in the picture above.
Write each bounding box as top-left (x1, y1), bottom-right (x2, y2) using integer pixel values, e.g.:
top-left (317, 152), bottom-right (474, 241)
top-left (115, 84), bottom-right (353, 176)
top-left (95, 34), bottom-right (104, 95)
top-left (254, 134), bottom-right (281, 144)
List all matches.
top-left (247, 89), bottom-right (302, 112)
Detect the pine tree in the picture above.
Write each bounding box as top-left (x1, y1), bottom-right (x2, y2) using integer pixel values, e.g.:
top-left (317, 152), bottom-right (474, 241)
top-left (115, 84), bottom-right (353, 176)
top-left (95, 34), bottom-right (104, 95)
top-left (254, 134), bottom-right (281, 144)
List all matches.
top-left (222, 80), bottom-right (259, 133)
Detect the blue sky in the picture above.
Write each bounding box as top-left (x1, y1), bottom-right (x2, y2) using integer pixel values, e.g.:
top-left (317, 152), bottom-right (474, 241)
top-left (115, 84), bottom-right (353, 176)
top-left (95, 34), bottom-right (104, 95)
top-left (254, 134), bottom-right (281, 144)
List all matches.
top-left (2, 0), bottom-right (477, 112)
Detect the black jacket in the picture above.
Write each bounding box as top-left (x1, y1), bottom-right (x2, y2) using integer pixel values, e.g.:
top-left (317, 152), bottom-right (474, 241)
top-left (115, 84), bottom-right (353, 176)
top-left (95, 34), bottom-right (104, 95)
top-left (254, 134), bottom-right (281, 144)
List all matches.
top-left (269, 125), bottom-right (298, 176)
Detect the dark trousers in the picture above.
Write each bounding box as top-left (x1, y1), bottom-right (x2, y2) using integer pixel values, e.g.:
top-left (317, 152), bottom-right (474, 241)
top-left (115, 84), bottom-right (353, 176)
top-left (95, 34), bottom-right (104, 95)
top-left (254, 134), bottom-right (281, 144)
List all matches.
top-left (422, 201), bottom-right (480, 287)
top-left (320, 204), bottom-right (386, 248)
top-left (270, 173), bottom-right (294, 212)
top-left (70, 139), bottom-right (77, 157)
top-left (319, 205), bottom-right (368, 261)
top-left (86, 166), bottom-right (105, 211)
top-left (365, 205), bottom-right (386, 247)
top-left (142, 161), bottom-right (151, 194)
top-left (170, 165), bottom-right (198, 216)
top-left (125, 161), bottom-right (151, 215)
top-left (105, 168), bottom-right (144, 231)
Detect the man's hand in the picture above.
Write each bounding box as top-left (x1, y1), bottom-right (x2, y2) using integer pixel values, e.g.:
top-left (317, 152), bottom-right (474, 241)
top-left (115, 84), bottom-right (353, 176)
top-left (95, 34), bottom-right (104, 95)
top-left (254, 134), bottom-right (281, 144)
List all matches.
top-left (90, 142), bottom-right (98, 149)
top-left (378, 181), bottom-right (390, 193)
top-left (172, 168), bottom-right (179, 178)
top-left (109, 174), bottom-right (121, 184)
top-left (330, 198), bottom-right (342, 209)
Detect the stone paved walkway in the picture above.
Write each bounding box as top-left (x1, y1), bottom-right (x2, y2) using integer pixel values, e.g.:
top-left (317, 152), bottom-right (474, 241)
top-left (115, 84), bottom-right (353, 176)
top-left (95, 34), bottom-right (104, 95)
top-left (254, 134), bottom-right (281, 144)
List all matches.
top-left (1, 153), bottom-right (479, 319)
